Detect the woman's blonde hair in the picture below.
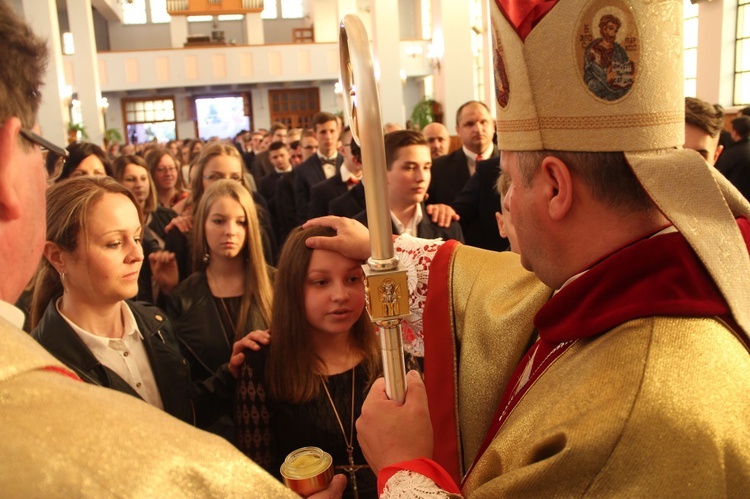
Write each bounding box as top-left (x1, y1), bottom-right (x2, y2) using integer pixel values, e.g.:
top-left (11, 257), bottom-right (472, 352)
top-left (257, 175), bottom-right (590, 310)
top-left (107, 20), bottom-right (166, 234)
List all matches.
top-left (30, 177), bottom-right (142, 329)
top-left (188, 142), bottom-right (246, 214)
top-left (192, 180), bottom-right (273, 338)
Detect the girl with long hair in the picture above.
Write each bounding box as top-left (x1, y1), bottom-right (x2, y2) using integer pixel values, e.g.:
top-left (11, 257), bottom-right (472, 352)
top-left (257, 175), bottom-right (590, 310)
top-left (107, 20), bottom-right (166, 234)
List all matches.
top-left (235, 226), bottom-right (382, 499)
top-left (159, 142), bottom-right (276, 286)
top-left (112, 154), bottom-right (178, 303)
top-left (166, 180), bottom-right (274, 441)
top-left (29, 176), bottom-right (193, 423)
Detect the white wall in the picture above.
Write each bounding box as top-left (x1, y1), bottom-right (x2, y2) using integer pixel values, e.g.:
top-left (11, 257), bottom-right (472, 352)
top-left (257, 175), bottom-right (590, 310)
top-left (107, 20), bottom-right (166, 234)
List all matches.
top-left (108, 22), bottom-right (171, 51)
top-left (264, 18), bottom-right (307, 44)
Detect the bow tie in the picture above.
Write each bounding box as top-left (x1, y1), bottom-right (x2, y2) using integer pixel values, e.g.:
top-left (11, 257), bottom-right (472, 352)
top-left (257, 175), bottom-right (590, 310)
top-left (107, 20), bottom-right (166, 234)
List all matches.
top-left (321, 157), bottom-right (337, 165)
top-left (346, 177), bottom-right (361, 186)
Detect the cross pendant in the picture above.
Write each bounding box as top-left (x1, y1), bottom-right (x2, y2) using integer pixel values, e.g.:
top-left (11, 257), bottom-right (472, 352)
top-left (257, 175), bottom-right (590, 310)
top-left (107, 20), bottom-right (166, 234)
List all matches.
top-left (346, 446), bottom-right (359, 499)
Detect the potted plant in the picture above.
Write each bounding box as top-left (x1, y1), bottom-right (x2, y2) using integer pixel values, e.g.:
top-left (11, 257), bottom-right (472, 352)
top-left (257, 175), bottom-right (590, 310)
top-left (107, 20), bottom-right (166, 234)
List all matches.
top-left (67, 122), bottom-right (88, 143)
top-left (104, 128), bottom-right (123, 149)
top-left (410, 97), bottom-right (442, 130)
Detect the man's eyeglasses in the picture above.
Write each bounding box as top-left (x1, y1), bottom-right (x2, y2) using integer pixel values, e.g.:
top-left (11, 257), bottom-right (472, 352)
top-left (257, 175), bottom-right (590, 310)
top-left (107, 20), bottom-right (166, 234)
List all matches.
top-left (19, 128), bottom-right (68, 158)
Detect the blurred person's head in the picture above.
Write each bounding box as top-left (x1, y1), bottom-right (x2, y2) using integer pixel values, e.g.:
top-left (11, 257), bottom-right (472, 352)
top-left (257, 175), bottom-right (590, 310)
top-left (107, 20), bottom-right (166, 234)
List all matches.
top-left (189, 141), bottom-right (248, 213)
top-left (455, 101), bottom-right (495, 155)
top-left (684, 97), bottom-right (725, 166)
top-left (421, 122), bottom-right (451, 158)
top-left (112, 154), bottom-right (157, 217)
top-left (57, 142), bottom-right (112, 182)
top-left (289, 140), bottom-right (303, 166)
top-left (268, 141), bottom-right (292, 172)
top-left (145, 147), bottom-right (184, 195)
top-left (311, 112), bottom-right (340, 157)
top-left (300, 132), bottom-right (318, 161)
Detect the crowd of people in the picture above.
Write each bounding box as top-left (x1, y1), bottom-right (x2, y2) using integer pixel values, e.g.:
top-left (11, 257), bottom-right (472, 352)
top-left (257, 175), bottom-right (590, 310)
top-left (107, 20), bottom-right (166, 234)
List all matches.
top-left (2, 0), bottom-right (750, 497)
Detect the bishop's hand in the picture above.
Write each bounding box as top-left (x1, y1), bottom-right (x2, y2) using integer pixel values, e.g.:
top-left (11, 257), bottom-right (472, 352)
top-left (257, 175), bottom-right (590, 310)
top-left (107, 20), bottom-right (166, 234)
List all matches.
top-left (356, 370), bottom-right (433, 474)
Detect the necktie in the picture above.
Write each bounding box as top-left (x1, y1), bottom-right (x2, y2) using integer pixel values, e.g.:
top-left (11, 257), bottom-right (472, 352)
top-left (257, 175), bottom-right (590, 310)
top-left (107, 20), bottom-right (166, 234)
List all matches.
top-left (347, 177), bottom-right (360, 187)
top-left (476, 154), bottom-right (483, 162)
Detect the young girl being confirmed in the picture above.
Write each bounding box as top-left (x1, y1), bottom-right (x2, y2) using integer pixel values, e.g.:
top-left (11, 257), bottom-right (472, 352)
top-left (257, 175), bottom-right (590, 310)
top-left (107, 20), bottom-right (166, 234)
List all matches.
top-left (235, 226), bottom-right (381, 499)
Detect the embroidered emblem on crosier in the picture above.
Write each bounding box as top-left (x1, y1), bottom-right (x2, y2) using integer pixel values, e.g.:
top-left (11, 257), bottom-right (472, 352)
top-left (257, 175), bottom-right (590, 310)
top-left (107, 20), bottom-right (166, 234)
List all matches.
top-left (576, 0), bottom-right (639, 102)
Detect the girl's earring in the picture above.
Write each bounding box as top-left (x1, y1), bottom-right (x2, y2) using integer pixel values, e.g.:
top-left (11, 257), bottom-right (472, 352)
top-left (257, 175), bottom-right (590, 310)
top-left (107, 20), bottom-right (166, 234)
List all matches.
top-left (60, 271), bottom-right (67, 293)
top-left (202, 252), bottom-right (210, 264)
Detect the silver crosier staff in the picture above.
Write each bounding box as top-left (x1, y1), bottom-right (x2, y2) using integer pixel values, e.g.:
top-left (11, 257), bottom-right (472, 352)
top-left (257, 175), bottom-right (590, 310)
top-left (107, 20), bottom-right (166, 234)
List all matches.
top-left (338, 14), bottom-right (409, 403)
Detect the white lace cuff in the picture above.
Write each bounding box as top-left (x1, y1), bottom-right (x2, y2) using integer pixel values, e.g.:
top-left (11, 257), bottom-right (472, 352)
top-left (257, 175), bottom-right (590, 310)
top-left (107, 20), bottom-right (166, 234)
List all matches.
top-left (394, 234), bottom-right (444, 357)
top-left (381, 470), bottom-right (457, 498)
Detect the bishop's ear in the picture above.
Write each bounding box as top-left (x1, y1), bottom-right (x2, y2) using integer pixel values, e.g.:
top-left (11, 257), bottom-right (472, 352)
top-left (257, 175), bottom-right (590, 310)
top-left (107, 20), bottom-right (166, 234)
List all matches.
top-left (540, 155), bottom-right (573, 222)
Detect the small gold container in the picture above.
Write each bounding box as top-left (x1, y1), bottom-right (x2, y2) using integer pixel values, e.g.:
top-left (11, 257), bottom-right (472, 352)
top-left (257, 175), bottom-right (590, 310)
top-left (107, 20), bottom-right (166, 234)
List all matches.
top-left (280, 446), bottom-right (334, 497)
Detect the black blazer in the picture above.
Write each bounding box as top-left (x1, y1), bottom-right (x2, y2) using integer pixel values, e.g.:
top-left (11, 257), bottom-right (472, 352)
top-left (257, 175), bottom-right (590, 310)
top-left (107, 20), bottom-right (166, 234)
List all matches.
top-left (354, 203), bottom-right (464, 242)
top-left (275, 170), bottom-right (298, 245)
top-left (451, 157), bottom-right (509, 252)
top-left (427, 146), bottom-right (499, 205)
top-left (251, 150), bottom-right (273, 182)
top-left (715, 138), bottom-right (750, 201)
top-left (309, 174), bottom-right (348, 219)
top-left (293, 154), bottom-right (343, 223)
top-left (32, 299), bottom-right (194, 424)
top-left (165, 270), bottom-right (273, 440)
top-left (329, 182), bottom-right (366, 218)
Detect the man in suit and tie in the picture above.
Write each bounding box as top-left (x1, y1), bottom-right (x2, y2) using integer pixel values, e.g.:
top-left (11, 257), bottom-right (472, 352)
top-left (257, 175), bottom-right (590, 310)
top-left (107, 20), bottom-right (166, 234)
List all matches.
top-left (427, 101), bottom-right (498, 205)
top-left (294, 112), bottom-right (342, 222)
top-left (258, 141), bottom-right (293, 243)
top-left (309, 126), bottom-right (363, 219)
top-left (329, 136), bottom-right (366, 219)
top-left (354, 130), bottom-right (463, 243)
top-left (252, 122), bottom-right (288, 181)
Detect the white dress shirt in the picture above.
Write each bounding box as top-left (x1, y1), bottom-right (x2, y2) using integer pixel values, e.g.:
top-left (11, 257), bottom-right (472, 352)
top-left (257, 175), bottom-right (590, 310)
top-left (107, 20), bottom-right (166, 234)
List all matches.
top-left (463, 144), bottom-right (494, 176)
top-left (57, 300), bottom-right (164, 409)
top-left (391, 203), bottom-right (424, 237)
top-left (319, 153), bottom-right (338, 179)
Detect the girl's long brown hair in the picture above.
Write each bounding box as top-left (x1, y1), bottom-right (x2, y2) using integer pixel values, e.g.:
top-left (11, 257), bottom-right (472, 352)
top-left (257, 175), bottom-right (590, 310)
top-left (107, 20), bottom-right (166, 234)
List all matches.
top-left (191, 179), bottom-right (273, 338)
top-left (266, 226), bottom-right (380, 404)
top-left (30, 177), bottom-right (142, 329)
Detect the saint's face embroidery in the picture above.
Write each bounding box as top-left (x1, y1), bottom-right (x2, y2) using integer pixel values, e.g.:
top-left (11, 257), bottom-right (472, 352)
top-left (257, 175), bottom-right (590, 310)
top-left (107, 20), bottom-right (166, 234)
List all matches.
top-left (492, 24), bottom-right (510, 109)
top-left (576, 0), bottom-right (639, 102)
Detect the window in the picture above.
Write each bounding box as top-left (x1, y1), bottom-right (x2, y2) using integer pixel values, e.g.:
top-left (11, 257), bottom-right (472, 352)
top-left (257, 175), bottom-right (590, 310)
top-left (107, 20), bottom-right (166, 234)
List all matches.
top-left (150, 0), bottom-right (171, 23)
top-left (122, 0), bottom-right (147, 25)
top-left (218, 14), bottom-right (244, 21)
top-left (123, 98), bottom-right (177, 144)
top-left (421, 0), bottom-right (432, 40)
top-left (281, 0), bottom-right (304, 19)
top-left (683, 0), bottom-right (698, 98)
top-left (261, 0), bottom-right (278, 19)
top-left (62, 32), bottom-right (75, 55)
top-left (188, 15), bottom-right (213, 22)
top-left (736, 0), bottom-right (750, 104)
top-left (195, 96), bottom-right (250, 139)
